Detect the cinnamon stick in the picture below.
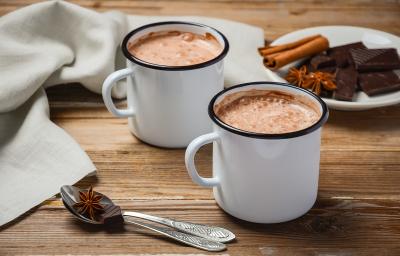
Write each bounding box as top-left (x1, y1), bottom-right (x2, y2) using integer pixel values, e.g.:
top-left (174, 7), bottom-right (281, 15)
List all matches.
top-left (258, 34), bottom-right (321, 56)
top-left (260, 35), bottom-right (329, 70)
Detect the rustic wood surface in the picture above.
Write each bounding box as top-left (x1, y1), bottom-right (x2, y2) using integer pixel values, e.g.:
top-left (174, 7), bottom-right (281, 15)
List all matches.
top-left (1, 0), bottom-right (400, 255)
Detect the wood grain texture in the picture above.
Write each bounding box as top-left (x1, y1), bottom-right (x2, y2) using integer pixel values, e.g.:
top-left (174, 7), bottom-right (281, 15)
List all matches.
top-left (1, 0), bottom-right (400, 38)
top-left (1, 1), bottom-right (400, 255)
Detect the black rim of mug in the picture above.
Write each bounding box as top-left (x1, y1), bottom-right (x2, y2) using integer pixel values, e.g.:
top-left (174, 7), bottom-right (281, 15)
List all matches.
top-left (208, 82), bottom-right (329, 139)
top-left (121, 21), bottom-right (230, 71)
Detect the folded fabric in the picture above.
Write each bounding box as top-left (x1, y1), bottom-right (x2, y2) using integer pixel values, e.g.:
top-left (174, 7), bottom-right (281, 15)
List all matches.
top-left (0, 0), bottom-right (282, 227)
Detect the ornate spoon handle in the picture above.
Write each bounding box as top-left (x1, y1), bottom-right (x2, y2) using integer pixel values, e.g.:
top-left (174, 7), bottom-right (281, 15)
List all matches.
top-left (123, 211), bottom-right (235, 243)
top-left (123, 217), bottom-right (226, 252)
top-left (170, 220), bottom-right (236, 243)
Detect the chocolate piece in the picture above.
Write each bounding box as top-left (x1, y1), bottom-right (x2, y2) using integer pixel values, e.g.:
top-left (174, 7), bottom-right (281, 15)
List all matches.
top-left (320, 90), bottom-right (333, 98)
top-left (328, 42), bottom-right (367, 67)
top-left (318, 66), bottom-right (337, 74)
top-left (358, 70), bottom-right (400, 96)
top-left (305, 60), bottom-right (335, 74)
top-left (350, 48), bottom-right (400, 72)
top-left (310, 54), bottom-right (336, 69)
top-left (101, 204), bottom-right (124, 225)
top-left (333, 66), bottom-right (358, 101)
top-left (303, 59), bottom-right (316, 72)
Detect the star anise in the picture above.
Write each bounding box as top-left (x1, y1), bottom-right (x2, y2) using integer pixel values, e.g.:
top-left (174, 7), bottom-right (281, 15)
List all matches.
top-left (73, 187), bottom-right (104, 220)
top-left (285, 65), bottom-right (308, 87)
top-left (303, 71), bottom-right (336, 95)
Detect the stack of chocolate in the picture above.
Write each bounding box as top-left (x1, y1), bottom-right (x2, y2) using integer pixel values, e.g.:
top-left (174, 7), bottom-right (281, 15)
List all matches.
top-left (307, 42), bottom-right (400, 101)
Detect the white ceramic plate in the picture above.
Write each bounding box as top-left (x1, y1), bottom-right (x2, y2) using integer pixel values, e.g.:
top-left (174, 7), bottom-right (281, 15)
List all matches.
top-left (272, 26), bottom-right (400, 111)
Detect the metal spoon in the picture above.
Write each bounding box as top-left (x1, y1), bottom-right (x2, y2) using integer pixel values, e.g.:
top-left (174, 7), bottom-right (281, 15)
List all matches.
top-left (60, 185), bottom-right (231, 251)
top-left (61, 185), bottom-right (235, 242)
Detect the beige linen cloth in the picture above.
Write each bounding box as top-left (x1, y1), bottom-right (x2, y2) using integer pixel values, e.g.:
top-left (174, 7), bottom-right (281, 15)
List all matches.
top-left (0, 0), bottom-right (282, 226)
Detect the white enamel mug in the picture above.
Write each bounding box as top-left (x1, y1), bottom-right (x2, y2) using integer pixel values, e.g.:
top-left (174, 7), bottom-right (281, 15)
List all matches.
top-left (185, 82), bottom-right (329, 223)
top-left (102, 22), bottom-right (229, 148)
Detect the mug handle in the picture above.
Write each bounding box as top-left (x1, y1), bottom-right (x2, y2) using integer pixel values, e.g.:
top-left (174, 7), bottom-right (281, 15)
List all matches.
top-left (102, 67), bottom-right (135, 117)
top-left (185, 132), bottom-right (220, 187)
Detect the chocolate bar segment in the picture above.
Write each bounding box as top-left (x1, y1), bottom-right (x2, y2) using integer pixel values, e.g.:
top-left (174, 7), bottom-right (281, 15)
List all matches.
top-left (310, 54), bottom-right (336, 69)
top-left (101, 204), bottom-right (124, 225)
top-left (318, 66), bottom-right (337, 74)
top-left (328, 42), bottom-right (367, 68)
top-left (350, 48), bottom-right (400, 72)
top-left (333, 66), bottom-right (358, 101)
top-left (305, 59), bottom-right (336, 73)
top-left (358, 70), bottom-right (400, 96)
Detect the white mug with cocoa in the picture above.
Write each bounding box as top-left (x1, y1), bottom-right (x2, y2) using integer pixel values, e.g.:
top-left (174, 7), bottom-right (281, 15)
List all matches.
top-left (185, 82), bottom-right (329, 223)
top-left (103, 22), bottom-right (229, 148)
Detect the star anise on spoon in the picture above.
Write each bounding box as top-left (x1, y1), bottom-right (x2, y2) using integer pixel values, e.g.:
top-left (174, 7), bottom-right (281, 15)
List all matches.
top-left (285, 65), bottom-right (308, 87)
top-left (73, 187), bottom-right (104, 220)
top-left (302, 71), bottom-right (336, 95)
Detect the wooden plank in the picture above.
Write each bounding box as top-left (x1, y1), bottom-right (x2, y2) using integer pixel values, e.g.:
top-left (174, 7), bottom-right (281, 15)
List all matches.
top-left (0, 198), bottom-right (399, 255)
top-left (74, 152), bottom-right (400, 200)
top-left (1, 0), bottom-right (400, 38)
top-left (50, 114), bottom-right (400, 150)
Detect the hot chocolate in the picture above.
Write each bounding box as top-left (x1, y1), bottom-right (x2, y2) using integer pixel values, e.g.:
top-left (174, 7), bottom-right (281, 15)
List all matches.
top-left (214, 90), bottom-right (321, 134)
top-left (127, 31), bottom-right (223, 66)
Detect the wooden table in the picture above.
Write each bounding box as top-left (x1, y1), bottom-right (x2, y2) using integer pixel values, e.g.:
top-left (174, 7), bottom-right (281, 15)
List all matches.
top-left (1, 1), bottom-right (399, 255)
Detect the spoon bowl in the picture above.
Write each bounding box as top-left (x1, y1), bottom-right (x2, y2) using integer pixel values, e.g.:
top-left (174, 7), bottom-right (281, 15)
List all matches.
top-left (60, 185), bottom-right (115, 224)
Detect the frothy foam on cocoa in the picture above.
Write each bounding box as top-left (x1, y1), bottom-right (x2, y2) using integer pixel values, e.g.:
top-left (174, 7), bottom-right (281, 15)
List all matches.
top-left (127, 31), bottom-right (223, 66)
top-left (214, 90), bottom-right (321, 134)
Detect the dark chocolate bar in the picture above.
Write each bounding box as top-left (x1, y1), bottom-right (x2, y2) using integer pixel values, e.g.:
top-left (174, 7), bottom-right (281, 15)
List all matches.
top-left (358, 70), bottom-right (400, 96)
top-left (350, 48), bottom-right (400, 72)
top-left (310, 54), bottom-right (336, 69)
top-left (318, 66), bottom-right (337, 74)
top-left (305, 60), bottom-right (336, 74)
top-left (333, 66), bottom-right (358, 101)
top-left (320, 90), bottom-right (334, 98)
top-left (328, 42), bottom-right (367, 68)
